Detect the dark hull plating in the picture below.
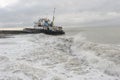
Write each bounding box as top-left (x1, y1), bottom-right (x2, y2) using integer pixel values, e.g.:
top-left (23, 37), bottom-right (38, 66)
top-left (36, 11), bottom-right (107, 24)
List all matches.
top-left (23, 28), bottom-right (65, 35)
top-left (0, 28), bottom-right (65, 35)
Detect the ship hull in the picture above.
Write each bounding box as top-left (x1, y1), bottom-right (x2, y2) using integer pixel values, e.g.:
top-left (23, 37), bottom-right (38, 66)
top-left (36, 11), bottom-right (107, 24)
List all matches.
top-left (23, 28), bottom-right (65, 35)
top-left (0, 28), bottom-right (65, 35)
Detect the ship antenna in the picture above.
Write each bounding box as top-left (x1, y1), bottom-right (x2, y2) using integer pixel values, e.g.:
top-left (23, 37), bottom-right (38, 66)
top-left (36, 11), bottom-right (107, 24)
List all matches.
top-left (52, 8), bottom-right (56, 27)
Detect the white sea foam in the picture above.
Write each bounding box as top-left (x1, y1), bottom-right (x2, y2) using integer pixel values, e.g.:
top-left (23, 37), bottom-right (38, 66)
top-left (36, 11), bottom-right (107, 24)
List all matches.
top-left (0, 33), bottom-right (120, 80)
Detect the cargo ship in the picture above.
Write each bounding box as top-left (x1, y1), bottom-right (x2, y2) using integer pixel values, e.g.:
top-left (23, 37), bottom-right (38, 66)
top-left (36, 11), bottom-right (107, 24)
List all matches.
top-left (0, 8), bottom-right (65, 35)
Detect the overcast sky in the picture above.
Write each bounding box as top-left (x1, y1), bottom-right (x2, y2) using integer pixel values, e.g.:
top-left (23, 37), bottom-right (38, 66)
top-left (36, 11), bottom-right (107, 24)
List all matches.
top-left (0, 0), bottom-right (120, 27)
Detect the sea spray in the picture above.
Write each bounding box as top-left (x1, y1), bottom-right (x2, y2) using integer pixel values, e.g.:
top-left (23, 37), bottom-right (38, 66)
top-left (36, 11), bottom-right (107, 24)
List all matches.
top-left (0, 33), bottom-right (120, 80)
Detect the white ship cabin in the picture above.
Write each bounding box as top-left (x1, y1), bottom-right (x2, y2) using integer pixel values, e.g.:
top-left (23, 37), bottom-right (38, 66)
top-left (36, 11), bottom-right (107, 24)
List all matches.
top-left (34, 18), bottom-right (52, 28)
top-left (34, 18), bottom-right (63, 31)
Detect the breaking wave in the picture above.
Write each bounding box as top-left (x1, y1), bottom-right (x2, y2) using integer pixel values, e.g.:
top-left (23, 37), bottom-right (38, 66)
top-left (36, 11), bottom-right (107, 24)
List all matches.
top-left (0, 33), bottom-right (120, 80)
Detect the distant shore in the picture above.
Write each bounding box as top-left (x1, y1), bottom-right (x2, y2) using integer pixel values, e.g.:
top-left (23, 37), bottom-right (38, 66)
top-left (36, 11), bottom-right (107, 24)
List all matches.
top-left (0, 28), bottom-right (23, 38)
top-left (0, 27), bottom-right (31, 35)
top-left (0, 27), bottom-right (24, 31)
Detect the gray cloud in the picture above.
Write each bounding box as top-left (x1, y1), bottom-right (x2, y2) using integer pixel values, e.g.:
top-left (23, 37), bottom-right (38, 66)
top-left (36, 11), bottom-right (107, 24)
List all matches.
top-left (0, 0), bottom-right (120, 27)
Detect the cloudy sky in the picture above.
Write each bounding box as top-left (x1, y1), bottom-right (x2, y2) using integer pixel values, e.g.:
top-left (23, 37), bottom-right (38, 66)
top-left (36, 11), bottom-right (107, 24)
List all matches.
top-left (0, 0), bottom-right (120, 27)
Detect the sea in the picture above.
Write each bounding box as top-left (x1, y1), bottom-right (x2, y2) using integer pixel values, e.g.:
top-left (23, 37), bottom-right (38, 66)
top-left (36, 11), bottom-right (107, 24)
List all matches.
top-left (0, 26), bottom-right (120, 80)
top-left (66, 26), bottom-right (120, 45)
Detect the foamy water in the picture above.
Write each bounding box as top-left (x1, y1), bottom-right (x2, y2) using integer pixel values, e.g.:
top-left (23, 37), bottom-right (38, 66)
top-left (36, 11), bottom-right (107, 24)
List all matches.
top-left (0, 31), bottom-right (120, 80)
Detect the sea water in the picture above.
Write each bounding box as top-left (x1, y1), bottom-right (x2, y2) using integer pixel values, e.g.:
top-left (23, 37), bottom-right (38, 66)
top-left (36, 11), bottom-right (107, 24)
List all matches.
top-left (66, 26), bottom-right (120, 45)
top-left (0, 27), bottom-right (120, 80)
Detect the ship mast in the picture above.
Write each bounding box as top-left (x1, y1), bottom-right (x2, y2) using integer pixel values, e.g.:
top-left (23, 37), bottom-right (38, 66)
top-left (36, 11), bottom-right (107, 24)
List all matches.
top-left (52, 8), bottom-right (56, 27)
